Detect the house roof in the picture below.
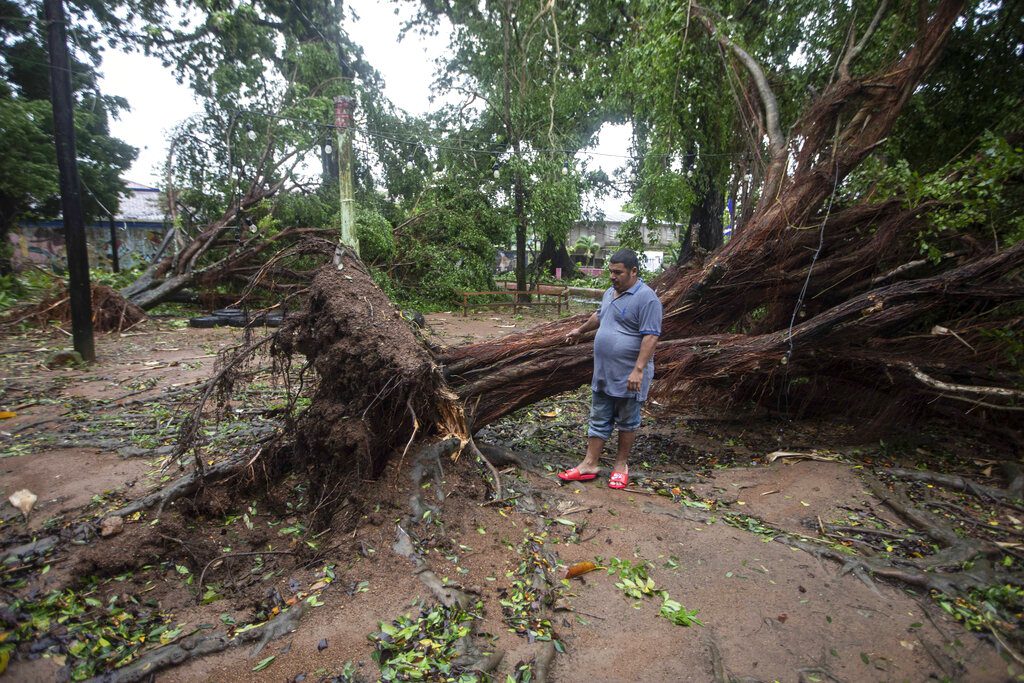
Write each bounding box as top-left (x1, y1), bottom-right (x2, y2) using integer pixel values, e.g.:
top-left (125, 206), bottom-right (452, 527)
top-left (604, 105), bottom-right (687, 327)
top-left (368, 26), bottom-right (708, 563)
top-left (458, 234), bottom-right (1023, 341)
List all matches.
top-left (577, 208), bottom-right (678, 228)
top-left (116, 180), bottom-right (165, 222)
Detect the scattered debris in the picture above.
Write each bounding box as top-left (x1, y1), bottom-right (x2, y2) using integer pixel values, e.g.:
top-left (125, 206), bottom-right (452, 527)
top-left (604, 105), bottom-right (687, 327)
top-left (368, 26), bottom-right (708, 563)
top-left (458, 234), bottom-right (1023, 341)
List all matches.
top-left (99, 515), bottom-right (124, 537)
top-left (7, 488), bottom-right (37, 520)
top-left (565, 561), bottom-right (599, 579)
top-left (765, 451), bottom-right (841, 464)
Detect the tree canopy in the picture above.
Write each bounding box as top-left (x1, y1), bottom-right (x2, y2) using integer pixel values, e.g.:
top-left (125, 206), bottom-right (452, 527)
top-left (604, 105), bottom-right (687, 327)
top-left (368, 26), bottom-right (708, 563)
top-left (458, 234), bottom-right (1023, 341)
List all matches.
top-left (0, 0), bottom-right (135, 273)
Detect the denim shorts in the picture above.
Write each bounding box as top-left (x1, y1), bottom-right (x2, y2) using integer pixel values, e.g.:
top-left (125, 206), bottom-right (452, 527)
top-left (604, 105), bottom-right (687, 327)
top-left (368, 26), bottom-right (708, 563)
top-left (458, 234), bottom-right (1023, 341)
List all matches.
top-left (587, 390), bottom-right (643, 440)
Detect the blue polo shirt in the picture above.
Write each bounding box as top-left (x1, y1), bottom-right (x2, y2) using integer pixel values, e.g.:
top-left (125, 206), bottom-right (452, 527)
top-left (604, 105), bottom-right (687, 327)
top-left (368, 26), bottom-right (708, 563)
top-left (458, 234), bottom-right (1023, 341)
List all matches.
top-left (592, 279), bottom-right (663, 401)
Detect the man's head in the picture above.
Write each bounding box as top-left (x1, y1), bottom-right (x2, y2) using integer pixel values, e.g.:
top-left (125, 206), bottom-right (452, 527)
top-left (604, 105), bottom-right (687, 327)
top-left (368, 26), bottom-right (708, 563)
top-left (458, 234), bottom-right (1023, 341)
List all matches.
top-left (608, 248), bottom-right (640, 293)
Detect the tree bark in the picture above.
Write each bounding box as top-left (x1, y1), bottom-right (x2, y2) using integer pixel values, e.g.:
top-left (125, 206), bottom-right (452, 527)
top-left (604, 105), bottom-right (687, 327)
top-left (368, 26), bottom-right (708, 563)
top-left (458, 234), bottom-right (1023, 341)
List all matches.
top-left (690, 185), bottom-right (724, 252)
top-left (534, 232), bottom-right (577, 279)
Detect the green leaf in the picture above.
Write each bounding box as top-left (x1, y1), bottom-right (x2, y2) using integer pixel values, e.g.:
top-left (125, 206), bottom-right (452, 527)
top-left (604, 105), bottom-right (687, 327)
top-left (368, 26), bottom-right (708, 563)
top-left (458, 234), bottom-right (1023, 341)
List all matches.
top-left (252, 655), bottom-right (275, 671)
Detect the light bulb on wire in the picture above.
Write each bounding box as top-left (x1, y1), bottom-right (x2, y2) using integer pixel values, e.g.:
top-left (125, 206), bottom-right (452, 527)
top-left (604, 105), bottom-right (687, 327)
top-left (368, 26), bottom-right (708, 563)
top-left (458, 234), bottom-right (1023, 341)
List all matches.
top-left (561, 161), bottom-right (569, 176)
top-left (324, 144), bottom-right (333, 154)
top-left (492, 163), bottom-right (501, 179)
top-left (246, 126), bottom-right (257, 142)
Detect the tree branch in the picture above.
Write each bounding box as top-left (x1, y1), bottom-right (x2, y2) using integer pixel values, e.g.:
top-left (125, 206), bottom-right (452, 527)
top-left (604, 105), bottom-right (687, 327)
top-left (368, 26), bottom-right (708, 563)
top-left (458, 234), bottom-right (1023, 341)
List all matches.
top-left (839, 0), bottom-right (891, 80)
top-left (905, 363), bottom-right (1024, 401)
top-left (692, 4), bottom-right (786, 201)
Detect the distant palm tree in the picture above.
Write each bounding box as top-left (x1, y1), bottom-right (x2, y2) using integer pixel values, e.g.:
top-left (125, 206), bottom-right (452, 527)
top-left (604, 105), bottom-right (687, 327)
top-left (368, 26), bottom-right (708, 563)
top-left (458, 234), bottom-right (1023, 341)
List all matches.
top-left (573, 234), bottom-right (600, 267)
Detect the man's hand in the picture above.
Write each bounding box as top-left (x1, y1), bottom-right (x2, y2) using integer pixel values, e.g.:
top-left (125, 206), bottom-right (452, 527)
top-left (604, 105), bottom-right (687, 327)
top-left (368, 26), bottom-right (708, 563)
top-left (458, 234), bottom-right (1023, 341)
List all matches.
top-left (627, 367), bottom-right (643, 393)
top-left (566, 313), bottom-right (599, 345)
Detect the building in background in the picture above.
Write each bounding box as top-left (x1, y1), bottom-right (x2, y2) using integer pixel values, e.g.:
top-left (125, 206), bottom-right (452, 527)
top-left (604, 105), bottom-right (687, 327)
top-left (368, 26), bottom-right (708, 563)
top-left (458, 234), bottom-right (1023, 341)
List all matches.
top-left (10, 181), bottom-right (167, 272)
top-left (568, 209), bottom-right (678, 274)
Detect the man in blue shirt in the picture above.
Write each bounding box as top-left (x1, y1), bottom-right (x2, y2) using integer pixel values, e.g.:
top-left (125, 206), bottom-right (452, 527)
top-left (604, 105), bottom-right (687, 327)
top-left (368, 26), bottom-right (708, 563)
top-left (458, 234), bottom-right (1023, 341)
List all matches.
top-left (559, 248), bottom-right (663, 490)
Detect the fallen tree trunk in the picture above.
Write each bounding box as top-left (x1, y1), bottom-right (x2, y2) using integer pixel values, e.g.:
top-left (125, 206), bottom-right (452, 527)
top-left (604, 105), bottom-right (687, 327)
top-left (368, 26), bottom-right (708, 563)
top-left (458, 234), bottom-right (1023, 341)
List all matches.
top-left (435, 0), bottom-right (1024, 436)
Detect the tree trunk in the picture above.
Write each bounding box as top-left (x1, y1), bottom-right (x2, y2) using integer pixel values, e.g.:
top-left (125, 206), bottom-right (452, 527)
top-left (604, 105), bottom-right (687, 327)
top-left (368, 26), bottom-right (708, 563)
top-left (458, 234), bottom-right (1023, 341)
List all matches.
top-left (534, 233), bottom-right (577, 279)
top-left (513, 172), bottom-right (528, 302)
top-left (690, 185), bottom-right (724, 252)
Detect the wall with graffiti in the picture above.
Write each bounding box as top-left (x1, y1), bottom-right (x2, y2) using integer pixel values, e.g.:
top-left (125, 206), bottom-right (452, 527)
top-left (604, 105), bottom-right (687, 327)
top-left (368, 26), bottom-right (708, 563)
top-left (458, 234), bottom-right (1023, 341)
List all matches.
top-left (9, 221), bottom-right (168, 272)
top-left (10, 181), bottom-right (168, 273)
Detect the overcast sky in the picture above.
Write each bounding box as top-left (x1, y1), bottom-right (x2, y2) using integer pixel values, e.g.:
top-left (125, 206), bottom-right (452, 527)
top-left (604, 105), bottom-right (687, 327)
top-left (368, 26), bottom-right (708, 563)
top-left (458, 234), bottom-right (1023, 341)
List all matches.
top-left (97, 0), bottom-right (630, 215)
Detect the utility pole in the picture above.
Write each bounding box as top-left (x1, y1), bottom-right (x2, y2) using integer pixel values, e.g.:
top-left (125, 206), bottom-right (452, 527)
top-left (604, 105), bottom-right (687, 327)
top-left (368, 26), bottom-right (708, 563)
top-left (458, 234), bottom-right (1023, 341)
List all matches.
top-left (333, 96), bottom-right (359, 256)
top-left (44, 0), bottom-right (94, 361)
top-left (108, 215), bottom-right (119, 273)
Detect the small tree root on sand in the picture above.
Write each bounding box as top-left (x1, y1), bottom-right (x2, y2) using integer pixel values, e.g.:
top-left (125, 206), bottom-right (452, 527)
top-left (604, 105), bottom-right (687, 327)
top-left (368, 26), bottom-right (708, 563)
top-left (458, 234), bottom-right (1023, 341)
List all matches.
top-left (85, 601), bottom-right (306, 683)
top-left (392, 437), bottom-right (507, 674)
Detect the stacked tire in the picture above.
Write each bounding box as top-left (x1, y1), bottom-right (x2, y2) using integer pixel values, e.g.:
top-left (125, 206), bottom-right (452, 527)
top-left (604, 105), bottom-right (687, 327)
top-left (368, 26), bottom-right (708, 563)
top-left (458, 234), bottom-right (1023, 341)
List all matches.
top-left (188, 308), bottom-right (285, 329)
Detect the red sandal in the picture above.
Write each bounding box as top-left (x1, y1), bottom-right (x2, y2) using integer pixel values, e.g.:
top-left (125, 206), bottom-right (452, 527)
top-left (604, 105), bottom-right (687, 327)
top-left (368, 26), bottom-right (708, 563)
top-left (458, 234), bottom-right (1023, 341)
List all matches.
top-left (558, 467), bottom-right (599, 482)
top-left (608, 471), bottom-right (629, 490)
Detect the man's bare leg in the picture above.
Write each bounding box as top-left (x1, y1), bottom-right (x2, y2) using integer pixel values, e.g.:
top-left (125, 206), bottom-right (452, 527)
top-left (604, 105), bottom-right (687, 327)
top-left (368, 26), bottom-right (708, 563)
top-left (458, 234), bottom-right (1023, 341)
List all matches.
top-left (574, 436), bottom-right (605, 475)
top-left (613, 430), bottom-right (636, 474)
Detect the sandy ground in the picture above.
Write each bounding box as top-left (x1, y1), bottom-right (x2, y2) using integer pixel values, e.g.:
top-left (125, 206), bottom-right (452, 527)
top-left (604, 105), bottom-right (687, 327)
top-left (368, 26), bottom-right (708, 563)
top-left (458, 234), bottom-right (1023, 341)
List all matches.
top-left (0, 310), bottom-right (1016, 682)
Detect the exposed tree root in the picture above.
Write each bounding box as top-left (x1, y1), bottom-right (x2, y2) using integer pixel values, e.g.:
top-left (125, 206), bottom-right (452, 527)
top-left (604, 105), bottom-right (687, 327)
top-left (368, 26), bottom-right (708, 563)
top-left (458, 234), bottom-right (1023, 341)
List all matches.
top-left (796, 667), bottom-right (844, 683)
top-left (1003, 462), bottom-right (1024, 498)
top-left (862, 474), bottom-right (964, 549)
top-left (531, 641), bottom-right (556, 683)
top-left (1, 536), bottom-right (58, 566)
top-left (705, 629), bottom-right (764, 683)
top-left (706, 630), bottom-right (731, 683)
top-left (465, 438), bottom-right (503, 501)
top-left (886, 467), bottom-right (1024, 506)
top-left (775, 473), bottom-right (1013, 597)
top-left (475, 440), bottom-right (527, 469)
top-left (644, 469), bottom-right (1018, 645)
top-left (106, 452), bottom-right (252, 519)
top-left (85, 601), bottom-right (306, 683)
top-left (392, 437), bottom-right (505, 674)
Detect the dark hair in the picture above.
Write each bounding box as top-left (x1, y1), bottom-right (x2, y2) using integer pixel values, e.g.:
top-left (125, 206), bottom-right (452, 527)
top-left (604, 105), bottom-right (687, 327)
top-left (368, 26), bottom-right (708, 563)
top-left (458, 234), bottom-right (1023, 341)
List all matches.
top-left (609, 248), bottom-right (639, 272)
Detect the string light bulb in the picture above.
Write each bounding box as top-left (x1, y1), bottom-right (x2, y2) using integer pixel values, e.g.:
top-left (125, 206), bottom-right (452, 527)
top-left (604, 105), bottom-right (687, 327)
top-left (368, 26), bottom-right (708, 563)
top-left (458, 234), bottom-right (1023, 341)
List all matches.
top-left (324, 144), bottom-right (333, 154)
top-left (492, 163), bottom-right (501, 179)
top-left (561, 161), bottom-right (569, 176)
top-left (246, 126), bottom-right (257, 141)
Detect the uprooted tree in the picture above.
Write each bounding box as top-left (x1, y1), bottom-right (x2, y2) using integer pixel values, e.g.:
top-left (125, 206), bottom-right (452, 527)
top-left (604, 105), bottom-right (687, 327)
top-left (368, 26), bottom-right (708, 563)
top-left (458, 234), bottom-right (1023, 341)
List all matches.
top-left (128, 0), bottom-right (1023, 567)
top-left (164, 0), bottom-right (1023, 555)
top-left (10, 0), bottom-right (1023, 678)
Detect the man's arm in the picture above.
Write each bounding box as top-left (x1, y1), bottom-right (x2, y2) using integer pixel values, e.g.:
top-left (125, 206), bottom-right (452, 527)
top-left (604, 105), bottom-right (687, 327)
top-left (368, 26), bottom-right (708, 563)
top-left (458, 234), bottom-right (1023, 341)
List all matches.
top-left (566, 312), bottom-right (599, 344)
top-left (626, 334), bottom-right (659, 392)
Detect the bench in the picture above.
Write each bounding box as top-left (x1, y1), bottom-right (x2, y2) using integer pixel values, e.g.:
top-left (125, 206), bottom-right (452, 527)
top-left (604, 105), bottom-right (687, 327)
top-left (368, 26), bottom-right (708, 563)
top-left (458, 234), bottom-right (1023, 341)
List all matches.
top-left (459, 286), bottom-right (569, 317)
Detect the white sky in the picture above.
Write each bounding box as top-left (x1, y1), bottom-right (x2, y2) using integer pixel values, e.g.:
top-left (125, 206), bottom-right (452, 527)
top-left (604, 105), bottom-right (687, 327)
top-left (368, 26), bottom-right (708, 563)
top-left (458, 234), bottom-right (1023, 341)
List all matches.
top-left (97, 0), bottom-right (629, 214)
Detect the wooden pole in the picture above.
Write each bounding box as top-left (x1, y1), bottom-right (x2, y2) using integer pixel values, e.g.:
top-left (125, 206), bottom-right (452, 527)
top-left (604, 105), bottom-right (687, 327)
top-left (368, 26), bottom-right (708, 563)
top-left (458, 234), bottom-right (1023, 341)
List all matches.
top-left (334, 96), bottom-right (359, 255)
top-left (44, 0), bottom-right (94, 361)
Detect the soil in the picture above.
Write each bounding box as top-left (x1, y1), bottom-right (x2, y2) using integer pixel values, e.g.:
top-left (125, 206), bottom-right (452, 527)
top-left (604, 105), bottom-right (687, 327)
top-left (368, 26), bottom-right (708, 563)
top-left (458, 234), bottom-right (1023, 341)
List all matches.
top-left (0, 308), bottom-right (1018, 682)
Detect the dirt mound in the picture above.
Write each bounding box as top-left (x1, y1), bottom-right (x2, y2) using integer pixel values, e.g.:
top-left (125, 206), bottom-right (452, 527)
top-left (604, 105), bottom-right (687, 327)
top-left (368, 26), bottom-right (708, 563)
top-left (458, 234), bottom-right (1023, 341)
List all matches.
top-left (3, 284), bottom-right (146, 332)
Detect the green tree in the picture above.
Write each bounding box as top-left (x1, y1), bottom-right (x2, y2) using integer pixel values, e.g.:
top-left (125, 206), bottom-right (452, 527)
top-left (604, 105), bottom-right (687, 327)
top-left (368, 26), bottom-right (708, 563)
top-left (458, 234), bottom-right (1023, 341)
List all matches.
top-left (0, 0), bottom-right (136, 274)
top-left (116, 0), bottom-right (419, 307)
top-left (573, 233), bottom-right (599, 266)
top-left (405, 0), bottom-right (628, 289)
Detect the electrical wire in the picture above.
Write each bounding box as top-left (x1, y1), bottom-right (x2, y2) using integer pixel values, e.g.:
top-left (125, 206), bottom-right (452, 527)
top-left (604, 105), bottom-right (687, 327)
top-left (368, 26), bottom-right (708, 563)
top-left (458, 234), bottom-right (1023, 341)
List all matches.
top-left (236, 106), bottom-right (751, 163)
top-left (784, 155), bottom-right (841, 362)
